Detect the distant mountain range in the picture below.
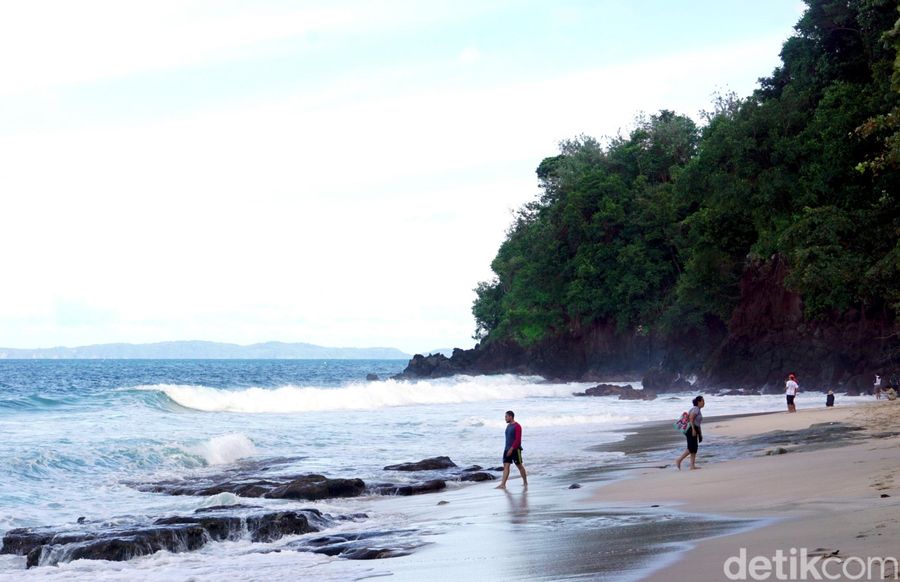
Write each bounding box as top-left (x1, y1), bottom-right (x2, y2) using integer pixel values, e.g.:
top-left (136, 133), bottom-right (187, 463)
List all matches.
top-left (0, 341), bottom-right (412, 360)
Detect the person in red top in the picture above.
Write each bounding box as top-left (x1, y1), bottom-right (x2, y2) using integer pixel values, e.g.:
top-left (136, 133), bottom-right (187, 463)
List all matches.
top-left (496, 410), bottom-right (528, 489)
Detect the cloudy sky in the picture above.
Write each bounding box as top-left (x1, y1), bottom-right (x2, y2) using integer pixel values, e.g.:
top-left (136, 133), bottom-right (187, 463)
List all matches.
top-left (0, 0), bottom-right (805, 354)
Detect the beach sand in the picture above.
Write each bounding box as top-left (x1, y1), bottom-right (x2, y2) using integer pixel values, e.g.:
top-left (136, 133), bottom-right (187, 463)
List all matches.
top-left (594, 401), bottom-right (900, 580)
top-left (296, 401), bottom-right (899, 581)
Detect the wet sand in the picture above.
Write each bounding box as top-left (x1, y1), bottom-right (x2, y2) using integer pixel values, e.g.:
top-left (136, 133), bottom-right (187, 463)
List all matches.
top-left (595, 401), bottom-right (900, 580)
top-left (300, 402), bottom-right (899, 581)
top-left (306, 414), bottom-right (763, 580)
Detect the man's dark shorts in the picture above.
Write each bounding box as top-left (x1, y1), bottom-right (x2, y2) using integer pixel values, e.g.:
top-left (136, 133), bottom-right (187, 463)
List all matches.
top-left (786, 394), bottom-right (795, 406)
top-left (503, 448), bottom-right (523, 465)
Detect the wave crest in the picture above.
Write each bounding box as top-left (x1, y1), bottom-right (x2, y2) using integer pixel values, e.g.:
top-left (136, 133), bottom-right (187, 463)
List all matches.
top-left (139, 376), bottom-right (590, 413)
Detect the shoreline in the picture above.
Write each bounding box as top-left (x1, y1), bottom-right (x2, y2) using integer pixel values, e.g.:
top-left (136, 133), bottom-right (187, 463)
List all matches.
top-left (590, 400), bottom-right (900, 580)
top-left (311, 409), bottom-right (795, 580)
top-left (2, 392), bottom-right (891, 581)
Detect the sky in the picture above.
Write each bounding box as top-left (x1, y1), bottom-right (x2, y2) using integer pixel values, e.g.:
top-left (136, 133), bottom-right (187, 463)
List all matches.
top-left (0, 0), bottom-right (807, 355)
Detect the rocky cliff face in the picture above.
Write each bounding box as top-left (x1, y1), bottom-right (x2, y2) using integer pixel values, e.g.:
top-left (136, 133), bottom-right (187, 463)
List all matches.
top-left (395, 322), bottom-right (665, 382)
top-left (397, 257), bottom-right (898, 392)
top-left (694, 257), bottom-right (896, 393)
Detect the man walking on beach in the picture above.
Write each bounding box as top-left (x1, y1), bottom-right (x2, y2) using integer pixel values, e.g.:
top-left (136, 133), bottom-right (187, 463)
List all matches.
top-left (496, 410), bottom-right (527, 489)
top-left (785, 373), bottom-right (799, 413)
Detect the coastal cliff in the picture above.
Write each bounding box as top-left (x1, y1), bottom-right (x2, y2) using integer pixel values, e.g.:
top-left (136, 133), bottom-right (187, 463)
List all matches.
top-left (399, 1), bottom-right (899, 392)
top-left (397, 258), bottom-right (898, 392)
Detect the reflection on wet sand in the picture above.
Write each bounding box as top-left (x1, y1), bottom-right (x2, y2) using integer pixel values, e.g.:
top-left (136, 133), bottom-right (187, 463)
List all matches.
top-left (504, 489), bottom-right (529, 524)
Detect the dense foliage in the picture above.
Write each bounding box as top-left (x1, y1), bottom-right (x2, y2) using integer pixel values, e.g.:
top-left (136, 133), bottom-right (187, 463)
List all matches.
top-left (473, 0), bottom-right (899, 347)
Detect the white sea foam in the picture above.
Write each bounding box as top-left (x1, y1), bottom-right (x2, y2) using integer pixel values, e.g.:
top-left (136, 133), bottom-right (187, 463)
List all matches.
top-left (186, 434), bottom-right (257, 465)
top-left (139, 375), bottom-right (594, 413)
top-left (464, 413), bottom-right (633, 429)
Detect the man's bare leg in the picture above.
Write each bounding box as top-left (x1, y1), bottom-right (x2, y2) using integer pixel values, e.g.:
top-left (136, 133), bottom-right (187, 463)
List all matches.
top-left (516, 463), bottom-right (528, 487)
top-left (496, 463), bottom-right (511, 489)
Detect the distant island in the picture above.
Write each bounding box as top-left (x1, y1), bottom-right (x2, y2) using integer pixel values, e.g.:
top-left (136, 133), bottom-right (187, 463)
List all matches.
top-left (0, 341), bottom-right (412, 360)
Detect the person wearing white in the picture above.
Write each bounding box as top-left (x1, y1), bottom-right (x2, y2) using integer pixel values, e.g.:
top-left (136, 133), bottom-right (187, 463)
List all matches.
top-left (785, 374), bottom-right (799, 412)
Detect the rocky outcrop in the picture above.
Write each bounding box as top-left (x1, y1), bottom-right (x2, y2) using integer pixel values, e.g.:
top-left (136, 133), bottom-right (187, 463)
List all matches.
top-left (393, 330), bottom-right (659, 382)
top-left (267, 476), bottom-right (367, 501)
top-left (573, 383), bottom-right (657, 400)
top-left (370, 480), bottom-right (447, 496)
top-left (640, 369), bottom-right (692, 393)
top-left (136, 473), bottom-right (366, 501)
top-left (132, 458), bottom-right (498, 504)
top-left (384, 457), bottom-right (457, 471)
top-left (380, 458), bottom-right (497, 487)
top-left (2, 505), bottom-right (428, 568)
top-left (2, 506), bottom-right (329, 568)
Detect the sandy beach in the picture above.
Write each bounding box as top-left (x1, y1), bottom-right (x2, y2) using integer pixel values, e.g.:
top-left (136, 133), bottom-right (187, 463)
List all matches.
top-left (595, 400), bottom-right (900, 581)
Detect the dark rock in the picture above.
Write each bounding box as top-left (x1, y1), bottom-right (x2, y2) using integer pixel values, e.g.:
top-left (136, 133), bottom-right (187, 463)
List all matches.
top-left (153, 515), bottom-right (243, 542)
top-left (3, 508), bottom-right (332, 568)
top-left (246, 511), bottom-right (321, 543)
top-left (392, 353), bottom-right (461, 379)
top-left (297, 530), bottom-right (419, 560)
top-left (881, 494), bottom-right (891, 498)
top-left (1, 528), bottom-right (77, 557)
top-left (194, 504), bottom-right (262, 513)
top-left (641, 368), bottom-right (692, 393)
top-left (384, 456), bottom-right (458, 471)
top-left (266, 475), bottom-right (366, 501)
top-left (38, 525), bottom-right (208, 567)
top-left (574, 383), bottom-right (657, 400)
top-left (3, 507), bottom-right (426, 568)
top-left (459, 472), bottom-right (495, 482)
top-left (393, 330), bottom-right (654, 382)
top-left (76, 517), bottom-right (85, 524)
top-left (135, 471), bottom-right (365, 502)
top-left (366, 373), bottom-right (380, 381)
top-left (370, 480), bottom-right (446, 496)
top-left (569, 483), bottom-right (582, 489)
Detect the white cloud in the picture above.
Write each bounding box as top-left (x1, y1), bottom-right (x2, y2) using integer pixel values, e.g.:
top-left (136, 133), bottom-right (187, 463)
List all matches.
top-left (0, 30), bottom-right (786, 351)
top-left (0, 0), bottom-right (487, 97)
top-left (457, 46), bottom-right (481, 64)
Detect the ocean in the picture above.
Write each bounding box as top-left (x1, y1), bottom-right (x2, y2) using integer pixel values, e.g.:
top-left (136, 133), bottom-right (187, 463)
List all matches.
top-left (0, 360), bottom-right (865, 581)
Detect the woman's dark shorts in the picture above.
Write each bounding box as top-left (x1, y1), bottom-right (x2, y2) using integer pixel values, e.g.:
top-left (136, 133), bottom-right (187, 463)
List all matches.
top-left (503, 448), bottom-right (523, 465)
top-left (786, 394), bottom-right (795, 406)
top-left (685, 430), bottom-right (700, 454)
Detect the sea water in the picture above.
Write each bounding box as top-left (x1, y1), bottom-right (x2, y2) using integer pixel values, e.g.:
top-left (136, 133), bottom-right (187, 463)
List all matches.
top-left (0, 360), bottom-right (866, 580)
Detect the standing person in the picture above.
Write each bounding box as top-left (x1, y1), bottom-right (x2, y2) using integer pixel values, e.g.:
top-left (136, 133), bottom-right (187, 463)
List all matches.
top-left (676, 395), bottom-right (705, 470)
top-left (826, 390), bottom-right (835, 407)
top-left (785, 374), bottom-right (799, 413)
top-left (874, 374), bottom-right (882, 400)
top-left (496, 410), bottom-right (527, 489)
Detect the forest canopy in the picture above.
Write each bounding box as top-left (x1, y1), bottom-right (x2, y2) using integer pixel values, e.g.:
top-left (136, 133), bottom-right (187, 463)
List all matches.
top-left (473, 0), bottom-right (900, 348)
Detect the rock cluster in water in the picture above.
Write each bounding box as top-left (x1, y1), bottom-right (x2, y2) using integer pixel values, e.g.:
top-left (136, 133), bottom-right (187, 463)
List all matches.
top-left (573, 383), bottom-right (657, 400)
top-left (2, 457), bottom-right (496, 568)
